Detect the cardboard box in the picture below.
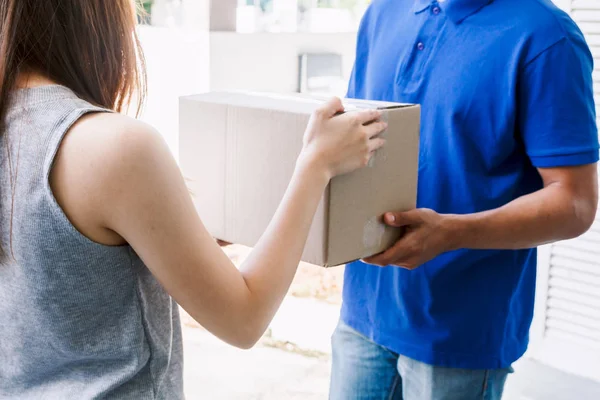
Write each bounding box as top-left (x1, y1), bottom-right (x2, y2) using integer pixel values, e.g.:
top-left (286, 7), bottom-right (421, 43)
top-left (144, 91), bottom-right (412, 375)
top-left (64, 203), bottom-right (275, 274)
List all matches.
top-left (180, 92), bottom-right (420, 267)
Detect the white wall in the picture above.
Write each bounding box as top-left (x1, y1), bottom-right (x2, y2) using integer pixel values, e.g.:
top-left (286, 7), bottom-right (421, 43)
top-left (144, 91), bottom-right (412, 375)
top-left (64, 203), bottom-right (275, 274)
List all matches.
top-left (151, 0), bottom-right (209, 29)
top-left (208, 32), bottom-right (357, 96)
top-left (138, 27), bottom-right (210, 160)
top-left (552, 0), bottom-right (571, 12)
top-left (136, 29), bottom-right (358, 159)
top-left (210, 0), bottom-right (237, 31)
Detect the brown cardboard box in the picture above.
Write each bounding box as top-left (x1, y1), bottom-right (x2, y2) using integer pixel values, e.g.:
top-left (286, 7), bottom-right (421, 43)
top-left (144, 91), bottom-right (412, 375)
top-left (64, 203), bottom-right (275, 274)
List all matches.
top-left (179, 92), bottom-right (420, 267)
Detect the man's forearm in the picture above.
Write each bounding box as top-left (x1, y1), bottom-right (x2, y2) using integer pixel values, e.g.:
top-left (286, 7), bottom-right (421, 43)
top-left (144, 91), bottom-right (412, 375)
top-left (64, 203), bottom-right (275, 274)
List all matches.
top-left (364, 165), bottom-right (597, 268)
top-left (446, 183), bottom-right (597, 251)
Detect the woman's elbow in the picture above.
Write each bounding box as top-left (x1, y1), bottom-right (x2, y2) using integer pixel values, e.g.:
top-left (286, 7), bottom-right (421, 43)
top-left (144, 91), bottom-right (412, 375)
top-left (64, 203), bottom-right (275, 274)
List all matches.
top-left (227, 325), bottom-right (265, 350)
top-left (232, 337), bottom-right (260, 351)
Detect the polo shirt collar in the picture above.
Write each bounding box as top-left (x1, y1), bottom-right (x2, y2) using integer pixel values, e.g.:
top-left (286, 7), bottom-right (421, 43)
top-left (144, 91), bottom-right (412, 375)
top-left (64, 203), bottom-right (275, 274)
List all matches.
top-left (412, 0), bottom-right (434, 14)
top-left (412, 0), bottom-right (494, 24)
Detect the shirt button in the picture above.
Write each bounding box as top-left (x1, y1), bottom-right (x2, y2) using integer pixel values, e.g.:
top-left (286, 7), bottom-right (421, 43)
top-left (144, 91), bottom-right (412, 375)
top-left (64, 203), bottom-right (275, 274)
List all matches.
top-left (432, 6), bottom-right (441, 15)
top-left (417, 42), bottom-right (425, 51)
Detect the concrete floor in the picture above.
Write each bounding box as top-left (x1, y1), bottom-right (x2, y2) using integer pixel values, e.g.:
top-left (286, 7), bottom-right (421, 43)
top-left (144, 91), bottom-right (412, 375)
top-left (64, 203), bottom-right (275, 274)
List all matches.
top-left (183, 328), bottom-right (330, 399)
top-left (503, 358), bottom-right (600, 400)
top-left (183, 326), bottom-right (600, 400)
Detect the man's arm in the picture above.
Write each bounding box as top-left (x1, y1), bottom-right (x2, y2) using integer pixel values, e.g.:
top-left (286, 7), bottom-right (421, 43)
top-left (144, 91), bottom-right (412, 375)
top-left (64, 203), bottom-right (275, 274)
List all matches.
top-left (366, 32), bottom-right (600, 269)
top-left (450, 164), bottom-right (598, 249)
top-left (364, 164), bottom-right (598, 269)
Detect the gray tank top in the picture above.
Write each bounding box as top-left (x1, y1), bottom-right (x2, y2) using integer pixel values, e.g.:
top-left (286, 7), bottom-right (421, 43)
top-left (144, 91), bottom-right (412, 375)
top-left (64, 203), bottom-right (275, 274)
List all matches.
top-left (0, 85), bottom-right (183, 399)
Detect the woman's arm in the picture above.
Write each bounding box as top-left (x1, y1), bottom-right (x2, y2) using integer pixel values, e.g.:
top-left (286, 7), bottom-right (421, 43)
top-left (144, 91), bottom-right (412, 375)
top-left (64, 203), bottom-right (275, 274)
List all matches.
top-left (51, 99), bottom-right (386, 348)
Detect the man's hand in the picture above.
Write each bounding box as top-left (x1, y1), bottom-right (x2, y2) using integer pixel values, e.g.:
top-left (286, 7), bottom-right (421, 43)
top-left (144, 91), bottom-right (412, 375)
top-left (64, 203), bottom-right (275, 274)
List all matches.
top-left (366, 165), bottom-right (598, 269)
top-left (363, 209), bottom-right (456, 269)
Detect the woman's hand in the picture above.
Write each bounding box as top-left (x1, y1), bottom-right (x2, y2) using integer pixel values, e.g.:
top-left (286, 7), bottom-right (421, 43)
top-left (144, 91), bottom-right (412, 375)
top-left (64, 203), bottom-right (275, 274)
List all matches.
top-left (299, 97), bottom-right (387, 179)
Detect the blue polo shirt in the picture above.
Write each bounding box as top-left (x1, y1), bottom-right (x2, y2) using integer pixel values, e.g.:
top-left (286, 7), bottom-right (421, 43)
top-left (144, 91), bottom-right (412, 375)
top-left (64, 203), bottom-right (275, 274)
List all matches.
top-left (343, 0), bottom-right (600, 369)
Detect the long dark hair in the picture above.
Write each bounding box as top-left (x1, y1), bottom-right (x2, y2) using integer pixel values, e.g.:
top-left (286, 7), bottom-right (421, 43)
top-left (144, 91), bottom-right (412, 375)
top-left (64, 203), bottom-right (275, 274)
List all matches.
top-left (0, 0), bottom-right (147, 257)
top-left (0, 0), bottom-right (147, 123)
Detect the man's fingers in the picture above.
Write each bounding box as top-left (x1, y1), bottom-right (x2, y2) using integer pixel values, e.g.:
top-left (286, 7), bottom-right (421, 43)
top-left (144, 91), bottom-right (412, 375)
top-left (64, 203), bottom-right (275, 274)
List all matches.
top-left (362, 256), bottom-right (389, 267)
top-left (363, 237), bottom-right (410, 266)
top-left (363, 252), bottom-right (416, 269)
top-left (383, 210), bottom-right (422, 227)
top-left (364, 228), bottom-right (426, 267)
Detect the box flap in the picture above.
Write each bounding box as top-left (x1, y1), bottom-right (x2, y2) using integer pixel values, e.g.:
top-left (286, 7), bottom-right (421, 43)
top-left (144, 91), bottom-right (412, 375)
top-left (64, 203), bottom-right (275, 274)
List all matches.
top-left (181, 91), bottom-right (415, 115)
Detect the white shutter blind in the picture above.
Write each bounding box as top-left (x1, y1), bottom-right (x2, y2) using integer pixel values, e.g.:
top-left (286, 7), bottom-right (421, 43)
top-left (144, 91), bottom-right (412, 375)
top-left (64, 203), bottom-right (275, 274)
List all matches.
top-left (542, 0), bottom-right (600, 357)
top-left (546, 226), bottom-right (600, 349)
top-left (572, 0), bottom-right (600, 125)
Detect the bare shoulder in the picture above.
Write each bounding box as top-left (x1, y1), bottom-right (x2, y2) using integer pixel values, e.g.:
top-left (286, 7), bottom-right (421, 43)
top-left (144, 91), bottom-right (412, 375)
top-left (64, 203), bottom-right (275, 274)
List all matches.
top-left (58, 112), bottom-right (171, 180)
top-left (52, 112), bottom-right (173, 244)
top-left (66, 112), bottom-right (163, 157)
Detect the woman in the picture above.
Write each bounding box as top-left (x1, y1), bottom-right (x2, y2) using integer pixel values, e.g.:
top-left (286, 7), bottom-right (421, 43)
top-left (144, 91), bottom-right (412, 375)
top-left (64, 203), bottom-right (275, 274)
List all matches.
top-left (0, 1), bottom-right (386, 399)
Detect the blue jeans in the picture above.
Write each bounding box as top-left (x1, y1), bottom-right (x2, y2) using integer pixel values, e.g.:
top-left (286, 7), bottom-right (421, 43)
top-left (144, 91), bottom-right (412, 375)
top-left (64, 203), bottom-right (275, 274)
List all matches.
top-left (330, 322), bottom-right (513, 400)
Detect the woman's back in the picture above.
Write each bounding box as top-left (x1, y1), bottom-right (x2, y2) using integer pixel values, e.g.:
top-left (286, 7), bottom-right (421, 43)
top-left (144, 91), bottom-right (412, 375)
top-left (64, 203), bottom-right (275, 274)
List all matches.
top-left (0, 85), bottom-right (183, 399)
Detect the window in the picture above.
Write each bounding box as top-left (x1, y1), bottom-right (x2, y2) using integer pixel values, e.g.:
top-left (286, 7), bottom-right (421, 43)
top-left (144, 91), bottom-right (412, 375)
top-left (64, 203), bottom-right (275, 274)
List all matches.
top-left (137, 0), bottom-right (190, 28)
top-left (237, 0), bottom-right (370, 33)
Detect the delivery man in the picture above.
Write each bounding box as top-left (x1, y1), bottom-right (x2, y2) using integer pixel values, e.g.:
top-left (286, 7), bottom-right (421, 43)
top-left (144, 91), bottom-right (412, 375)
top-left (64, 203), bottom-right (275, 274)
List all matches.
top-left (330, 0), bottom-right (600, 399)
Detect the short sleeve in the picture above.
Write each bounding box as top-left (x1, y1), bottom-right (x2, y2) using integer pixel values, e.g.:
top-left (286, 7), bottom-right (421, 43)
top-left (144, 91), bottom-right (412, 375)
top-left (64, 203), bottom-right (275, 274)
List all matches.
top-left (519, 36), bottom-right (599, 168)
